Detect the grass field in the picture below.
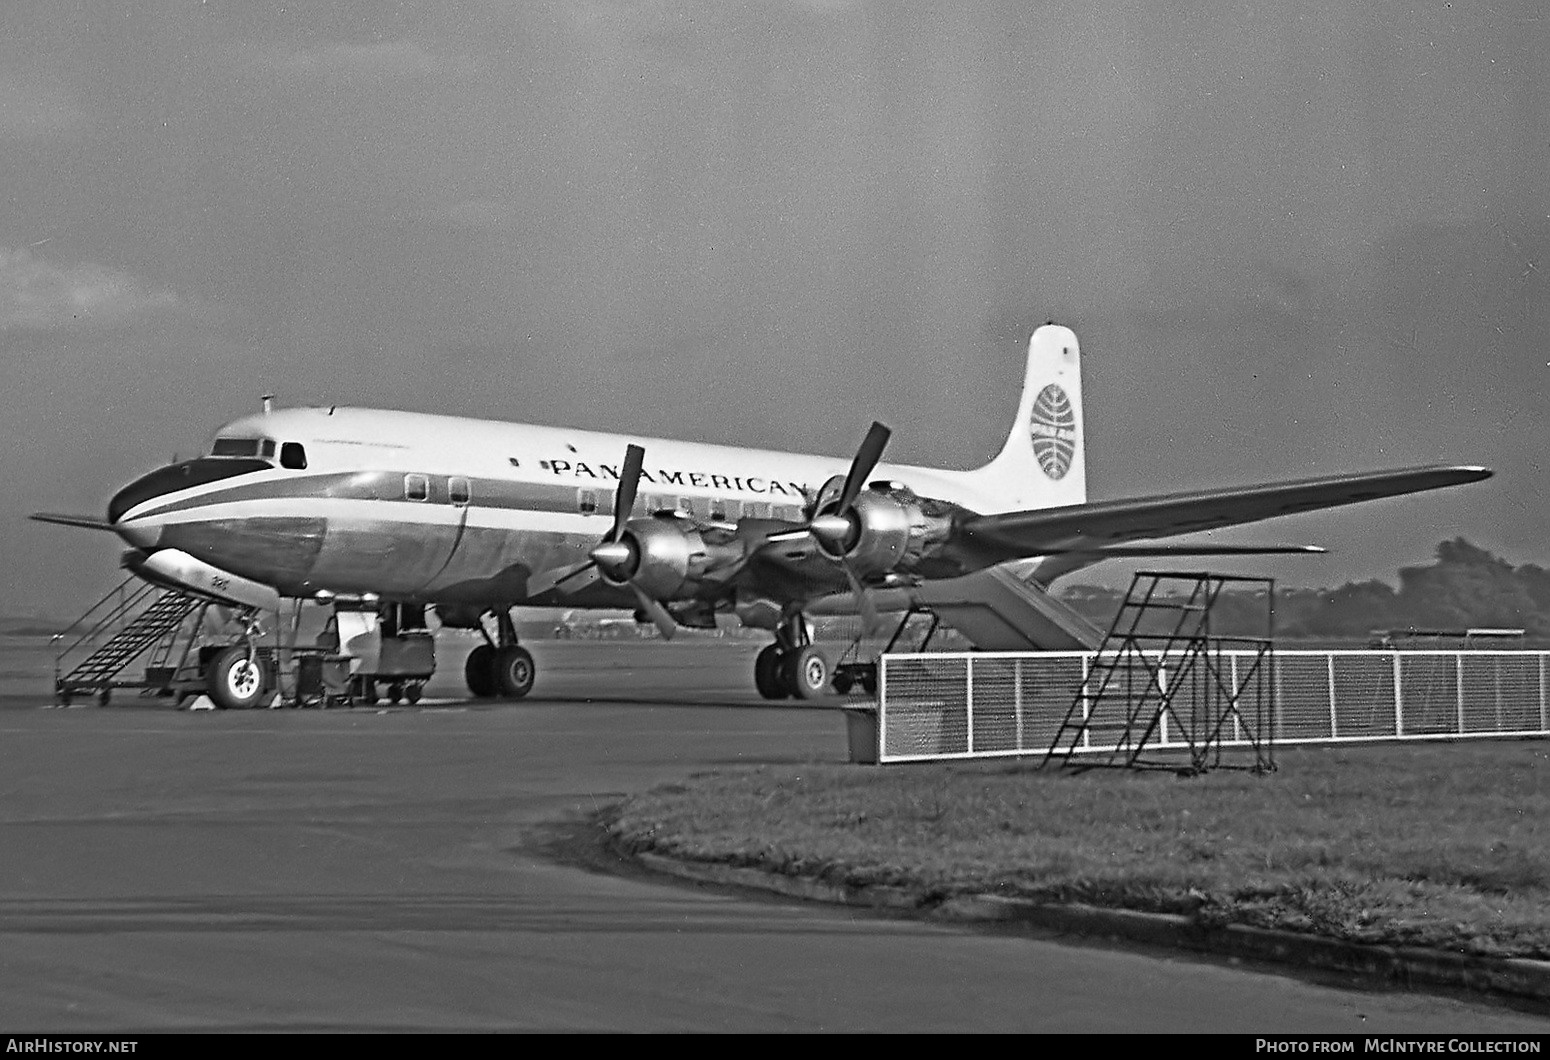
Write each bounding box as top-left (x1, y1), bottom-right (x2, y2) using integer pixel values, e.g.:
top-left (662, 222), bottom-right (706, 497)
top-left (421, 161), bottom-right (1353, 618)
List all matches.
top-left (607, 739), bottom-right (1550, 959)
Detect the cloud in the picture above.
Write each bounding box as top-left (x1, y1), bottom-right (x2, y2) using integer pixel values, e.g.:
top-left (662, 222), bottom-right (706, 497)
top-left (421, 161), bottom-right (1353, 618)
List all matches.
top-left (253, 39), bottom-right (479, 83)
top-left (0, 77), bottom-right (88, 139)
top-left (0, 249), bottom-right (179, 331)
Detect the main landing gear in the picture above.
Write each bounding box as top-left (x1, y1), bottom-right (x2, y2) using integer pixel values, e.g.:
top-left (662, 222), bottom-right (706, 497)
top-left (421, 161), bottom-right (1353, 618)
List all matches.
top-left (754, 613), bottom-right (831, 700)
top-left (464, 608), bottom-right (535, 700)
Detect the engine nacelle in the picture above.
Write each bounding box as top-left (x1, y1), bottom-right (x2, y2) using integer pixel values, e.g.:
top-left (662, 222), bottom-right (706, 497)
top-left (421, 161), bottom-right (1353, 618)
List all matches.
top-left (602, 516), bottom-right (741, 602)
top-left (816, 485), bottom-right (958, 578)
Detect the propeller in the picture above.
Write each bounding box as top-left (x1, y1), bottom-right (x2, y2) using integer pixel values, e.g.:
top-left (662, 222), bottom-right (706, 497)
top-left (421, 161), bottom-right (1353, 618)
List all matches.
top-left (806, 421), bottom-right (891, 552)
top-left (526, 444), bottom-right (645, 597)
top-left (768, 421), bottom-right (892, 635)
top-left (525, 444), bottom-right (678, 641)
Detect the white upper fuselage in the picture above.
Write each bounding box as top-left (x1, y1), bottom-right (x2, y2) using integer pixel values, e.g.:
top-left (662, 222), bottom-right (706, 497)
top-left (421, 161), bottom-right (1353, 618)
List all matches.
top-left (109, 406), bottom-right (1018, 606)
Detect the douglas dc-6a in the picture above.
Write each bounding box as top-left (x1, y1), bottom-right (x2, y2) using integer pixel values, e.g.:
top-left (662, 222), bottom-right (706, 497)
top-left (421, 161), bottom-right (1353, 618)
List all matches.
top-left (34, 324), bottom-right (1490, 704)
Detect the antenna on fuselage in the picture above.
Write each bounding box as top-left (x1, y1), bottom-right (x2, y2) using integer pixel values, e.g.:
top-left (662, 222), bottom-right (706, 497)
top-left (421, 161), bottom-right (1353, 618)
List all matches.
top-left (261, 394), bottom-right (275, 414)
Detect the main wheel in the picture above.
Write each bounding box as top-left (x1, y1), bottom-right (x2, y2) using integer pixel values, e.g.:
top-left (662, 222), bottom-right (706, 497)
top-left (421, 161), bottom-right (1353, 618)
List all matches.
top-left (831, 671), bottom-right (854, 695)
top-left (783, 644), bottom-right (830, 700)
top-left (493, 644), bottom-right (536, 699)
top-left (754, 644), bottom-right (787, 700)
top-left (465, 644), bottom-right (497, 698)
top-left (405, 683), bottom-right (422, 704)
top-left (207, 645), bottom-right (267, 710)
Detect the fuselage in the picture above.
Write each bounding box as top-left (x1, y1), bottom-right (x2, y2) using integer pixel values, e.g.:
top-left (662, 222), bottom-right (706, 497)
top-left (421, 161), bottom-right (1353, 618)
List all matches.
top-left (108, 406), bottom-right (1012, 607)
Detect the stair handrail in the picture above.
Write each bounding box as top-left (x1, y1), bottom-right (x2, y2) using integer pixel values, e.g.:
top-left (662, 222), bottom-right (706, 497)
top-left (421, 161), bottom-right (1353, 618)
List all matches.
top-left (52, 576), bottom-right (158, 668)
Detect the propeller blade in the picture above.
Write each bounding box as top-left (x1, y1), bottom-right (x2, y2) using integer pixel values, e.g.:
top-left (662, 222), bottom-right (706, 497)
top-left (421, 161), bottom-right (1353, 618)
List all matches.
top-left (841, 563), bottom-right (883, 637)
top-left (528, 560), bottom-right (598, 597)
top-left (836, 422), bottom-right (891, 515)
top-left (609, 444), bottom-right (646, 542)
top-left (630, 585), bottom-right (676, 641)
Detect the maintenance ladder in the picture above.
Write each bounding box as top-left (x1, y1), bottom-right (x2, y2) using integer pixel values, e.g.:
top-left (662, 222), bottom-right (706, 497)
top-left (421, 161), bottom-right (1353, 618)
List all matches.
top-left (1044, 571), bottom-right (1276, 774)
top-left (53, 575), bottom-right (209, 705)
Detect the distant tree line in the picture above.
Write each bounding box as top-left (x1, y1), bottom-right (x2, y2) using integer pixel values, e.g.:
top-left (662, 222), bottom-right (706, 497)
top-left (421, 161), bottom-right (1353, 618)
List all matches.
top-left (1060, 539), bottom-right (1550, 643)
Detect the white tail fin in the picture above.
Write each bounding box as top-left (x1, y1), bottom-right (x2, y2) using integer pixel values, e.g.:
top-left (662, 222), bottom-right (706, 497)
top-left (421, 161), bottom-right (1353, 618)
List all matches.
top-left (966, 323), bottom-right (1086, 513)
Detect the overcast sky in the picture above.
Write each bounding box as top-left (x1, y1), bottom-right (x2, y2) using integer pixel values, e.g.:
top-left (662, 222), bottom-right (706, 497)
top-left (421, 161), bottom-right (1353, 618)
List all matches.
top-left (3, 1), bottom-right (1546, 617)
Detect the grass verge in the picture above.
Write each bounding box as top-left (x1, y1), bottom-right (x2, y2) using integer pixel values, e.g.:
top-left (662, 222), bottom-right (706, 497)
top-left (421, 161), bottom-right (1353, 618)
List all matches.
top-left (605, 739), bottom-right (1550, 959)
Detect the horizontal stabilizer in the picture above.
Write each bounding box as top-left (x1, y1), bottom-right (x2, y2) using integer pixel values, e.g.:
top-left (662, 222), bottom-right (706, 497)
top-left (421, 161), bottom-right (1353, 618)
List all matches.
top-left (959, 464), bottom-right (1490, 566)
top-left (30, 512), bottom-right (113, 531)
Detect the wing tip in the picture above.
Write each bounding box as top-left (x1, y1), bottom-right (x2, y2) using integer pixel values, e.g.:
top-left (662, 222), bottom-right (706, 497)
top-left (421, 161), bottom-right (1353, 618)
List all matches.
top-left (30, 512), bottom-right (113, 531)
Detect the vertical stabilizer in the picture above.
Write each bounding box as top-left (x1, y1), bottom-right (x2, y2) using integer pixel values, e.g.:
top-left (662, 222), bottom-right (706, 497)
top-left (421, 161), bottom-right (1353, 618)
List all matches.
top-left (966, 323), bottom-right (1087, 513)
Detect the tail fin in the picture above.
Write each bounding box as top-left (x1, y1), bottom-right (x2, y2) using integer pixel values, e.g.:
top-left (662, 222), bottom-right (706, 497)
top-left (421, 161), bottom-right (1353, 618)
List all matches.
top-left (968, 322), bottom-right (1086, 513)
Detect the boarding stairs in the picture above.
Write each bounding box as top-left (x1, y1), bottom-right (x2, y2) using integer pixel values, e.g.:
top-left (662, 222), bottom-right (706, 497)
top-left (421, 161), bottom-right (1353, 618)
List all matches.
top-left (907, 564), bottom-right (1105, 651)
top-left (1043, 571), bottom-right (1276, 774)
top-left (54, 575), bottom-right (209, 705)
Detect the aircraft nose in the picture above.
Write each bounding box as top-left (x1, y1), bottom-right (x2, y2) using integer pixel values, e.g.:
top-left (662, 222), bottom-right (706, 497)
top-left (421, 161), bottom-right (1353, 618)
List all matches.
top-left (107, 468), bottom-right (177, 550)
top-left (111, 514), bottom-right (160, 550)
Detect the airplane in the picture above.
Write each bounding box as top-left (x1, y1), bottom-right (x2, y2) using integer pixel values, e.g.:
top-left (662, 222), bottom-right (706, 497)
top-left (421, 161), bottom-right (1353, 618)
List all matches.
top-left (33, 322), bottom-right (1491, 708)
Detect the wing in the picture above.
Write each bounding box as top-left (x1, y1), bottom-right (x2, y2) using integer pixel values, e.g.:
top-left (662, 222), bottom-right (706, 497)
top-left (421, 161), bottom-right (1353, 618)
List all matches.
top-left (30, 512), bottom-right (114, 531)
top-left (956, 464), bottom-right (1491, 567)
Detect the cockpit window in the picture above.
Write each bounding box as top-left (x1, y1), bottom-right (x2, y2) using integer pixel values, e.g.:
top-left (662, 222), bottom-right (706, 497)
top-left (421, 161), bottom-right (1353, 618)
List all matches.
top-left (211, 437), bottom-right (261, 457)
top-left (211, 437), bottom-right (279, 460)
top-left (280, 442), bottom-right (307, 470)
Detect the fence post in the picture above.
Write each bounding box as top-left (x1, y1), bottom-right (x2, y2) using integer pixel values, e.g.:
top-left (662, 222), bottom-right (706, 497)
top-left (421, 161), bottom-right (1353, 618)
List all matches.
top-left (1081, 654), bottom-right (1091, 751)
top-left (1231, 653), bottom-right (1242, 743)
top-left (1014, 657), bottom-right (1024, 752)
top-left (1456, 651), bottom-right (1465, 736)
top-left (965, 655), bottom-right (975, 755)
top-left (878, 656), bottom-right (888, 759)
top-left (1328, 654), bottom-right (1338, 740)
top-left (1393, 652), bottom-right (1404, 738)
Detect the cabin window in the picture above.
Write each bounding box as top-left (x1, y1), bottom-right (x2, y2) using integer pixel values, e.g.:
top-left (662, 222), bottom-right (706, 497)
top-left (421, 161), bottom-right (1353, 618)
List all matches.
top-left (280, 442), bottom-right (307, 469)
top-left (773, 505), bottom-right (799, 522)
top-left (745, 501), bottom-right (769, 519)
top-left (578, 489), bottom-right (599, 515)
top-left (404, 474), bottom-right (429, 502)
top-left (449, 477), bottom-right (471, 506)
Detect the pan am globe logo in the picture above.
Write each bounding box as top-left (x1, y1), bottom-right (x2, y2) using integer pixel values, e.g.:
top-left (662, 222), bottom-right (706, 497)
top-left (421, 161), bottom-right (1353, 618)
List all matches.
top-left (1030, 384), bottom-right (1076, 479)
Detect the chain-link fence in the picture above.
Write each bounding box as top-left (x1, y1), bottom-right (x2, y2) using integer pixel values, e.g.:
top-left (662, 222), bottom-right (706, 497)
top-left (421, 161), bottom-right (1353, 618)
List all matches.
top-left (876, 650), bottom-right (1550, 763)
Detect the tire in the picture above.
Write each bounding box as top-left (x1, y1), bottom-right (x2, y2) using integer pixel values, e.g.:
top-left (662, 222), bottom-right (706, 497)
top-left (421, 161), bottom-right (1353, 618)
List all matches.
top-left (405, 684), bottom-right (422, 704)
top-left (465, 644), bottom-right (497, 698)
top-left (207, 645), bottom-right (267, 710)
top-left (754, 645), bottom-right (787, 700)
top-left (387, 682), bottom-right (403, 705)
top-left (493, 645), bottom-right (536, 699)
top-left (784, 644), bottom-right (830, 700)
top-left (358, 678), bottom-right (378, 706)
top-left (831, 671), bottom-right (854, 695)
